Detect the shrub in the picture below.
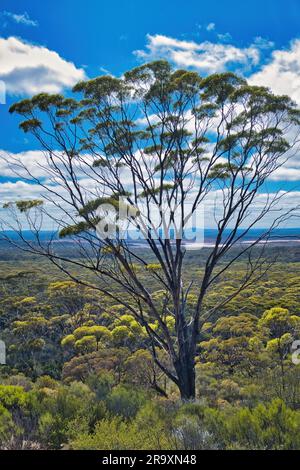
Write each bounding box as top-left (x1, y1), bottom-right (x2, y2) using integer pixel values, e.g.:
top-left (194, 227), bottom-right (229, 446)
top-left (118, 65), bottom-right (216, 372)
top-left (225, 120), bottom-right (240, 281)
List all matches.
top-left (106, 385), bottom-right (147, 419)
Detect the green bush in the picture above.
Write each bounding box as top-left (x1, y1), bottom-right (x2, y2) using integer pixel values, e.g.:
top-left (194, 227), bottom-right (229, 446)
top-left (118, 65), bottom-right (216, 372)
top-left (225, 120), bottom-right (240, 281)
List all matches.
top-left (106, 385), bottom-right (147, 419)
top-left (205, 399), bottom-right (300, 450)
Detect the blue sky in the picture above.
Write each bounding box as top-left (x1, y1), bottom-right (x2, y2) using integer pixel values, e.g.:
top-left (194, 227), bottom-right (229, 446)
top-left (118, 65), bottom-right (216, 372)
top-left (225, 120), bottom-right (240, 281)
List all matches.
top-left (1, 0), bottom-right (300, 226)
top-left (1, 0), bottom-right (300, 151)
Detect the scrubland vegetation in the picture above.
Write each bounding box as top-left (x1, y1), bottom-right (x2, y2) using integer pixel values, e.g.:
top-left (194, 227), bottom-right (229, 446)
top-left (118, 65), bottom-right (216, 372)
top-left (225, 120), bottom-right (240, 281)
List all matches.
top-left (1, 245), bottom-right (300, 450)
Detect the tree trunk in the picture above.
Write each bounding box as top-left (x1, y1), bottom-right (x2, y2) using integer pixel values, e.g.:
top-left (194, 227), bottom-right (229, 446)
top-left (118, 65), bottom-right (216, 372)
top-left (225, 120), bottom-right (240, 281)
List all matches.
top-left (175, 356), bottom-right (196, 400)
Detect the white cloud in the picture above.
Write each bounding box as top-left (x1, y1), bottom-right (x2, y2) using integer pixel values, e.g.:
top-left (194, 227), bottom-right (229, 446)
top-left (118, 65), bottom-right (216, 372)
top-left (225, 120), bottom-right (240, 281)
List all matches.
top-left (249, 39), bottom-right (300, 104)
top-left (0, 150), bottom-right (50, 179)
top-left (0, 180), bottom-right (43, 201)
top-left (135, 34), bottom-right (260, 74)
top-left (269, 167), bottom-right (300, 181)
top-left (0, 180), bottom-right (68, 231)
top-left (206, 22), bottom-right (215, 32)
top-left (0, 36), bottom-right (86, 95)
top-left (252, 36), bottom-right (275, 50)
top-left (2, 11), bottom-right (38, 27)
top-left (1, 149), bottom-right (300, 230)
top-left (0, 149), bottom-right (98, 188)
top-left (202, 189), bottom-right (300, 228)
top-left (217, 32), bottom-right (232, 42)
top-left (266, 149), bottom-right (300, 181)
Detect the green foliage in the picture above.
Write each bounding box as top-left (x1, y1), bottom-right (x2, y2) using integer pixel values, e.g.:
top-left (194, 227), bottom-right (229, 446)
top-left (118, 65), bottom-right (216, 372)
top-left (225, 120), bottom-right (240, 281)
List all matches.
top-left (2, 242), bottom-right (300, 448)
top-left (205, 399), bottom-right (300, 449)
top-left (106, 385), bottom-right (147, 419)
top-left (0, 404), bottom-right (17, 446)
top-left (145, 263), bottom-right (162, 271)
top-left (59, 219), bottom-right (99, 238)
top-left (70, 417), bottom-right (157, 450)
top-left (258, 307), bottom-right (300, 338)
top-left (0, 386), bottom-right (28, 409)
top-left (3, 200), bottom-right (43, 212)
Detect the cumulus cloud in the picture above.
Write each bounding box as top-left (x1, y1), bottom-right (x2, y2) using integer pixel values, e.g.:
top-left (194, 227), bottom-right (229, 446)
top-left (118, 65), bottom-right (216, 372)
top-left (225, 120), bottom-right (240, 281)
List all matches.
top-left (269, 168), bottom-right (300, 181)
top-left (135, 35), bottom-right (298, 104)
top-left (0, 149), bottom-right (98, 188)
top-left (1, 149), bottom-right (300, 231)
top-left (249, 39), bottom-right (300, 104)
top-left (0, 149), bottom-right (51, 179)
top-left (134, 34), bottom-right (260, 74)
top-left (267, 150), bottom-right (300, 181)
top-left (1, 11), bottom-right (38, 27)
top-left (0, 180), bottom-right (43, 201)
top-left (0, 36), bottom-right (86, 95)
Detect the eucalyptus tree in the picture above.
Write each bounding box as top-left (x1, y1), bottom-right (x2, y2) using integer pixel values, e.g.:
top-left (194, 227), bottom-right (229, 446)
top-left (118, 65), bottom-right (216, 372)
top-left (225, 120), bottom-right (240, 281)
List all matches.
top-left (4, 60), bottom-right (300, 399)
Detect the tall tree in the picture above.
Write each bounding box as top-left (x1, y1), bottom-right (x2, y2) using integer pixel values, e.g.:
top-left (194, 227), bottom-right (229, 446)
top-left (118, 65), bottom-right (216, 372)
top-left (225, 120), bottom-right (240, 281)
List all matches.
top-left (3, 61), bottom-right (300, 399)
